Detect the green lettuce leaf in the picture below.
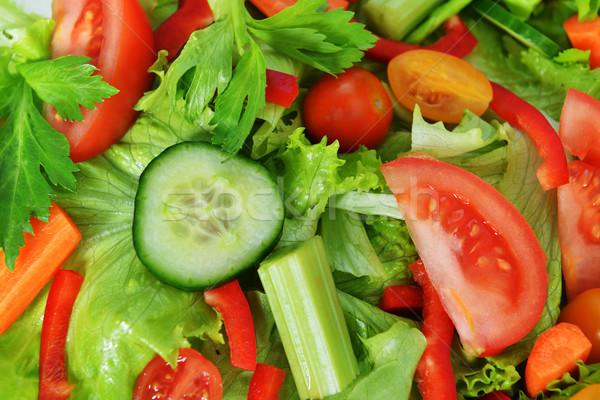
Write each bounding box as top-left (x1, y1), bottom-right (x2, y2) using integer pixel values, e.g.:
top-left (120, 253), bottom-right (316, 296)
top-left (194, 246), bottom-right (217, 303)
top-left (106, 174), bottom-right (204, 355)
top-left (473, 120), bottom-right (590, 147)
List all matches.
top-left (0, 105), bottom-right (221, 399)
top-left (574, 0), bottom-right (600, 20)
top-left (501, 0), bottom-right (543, 19)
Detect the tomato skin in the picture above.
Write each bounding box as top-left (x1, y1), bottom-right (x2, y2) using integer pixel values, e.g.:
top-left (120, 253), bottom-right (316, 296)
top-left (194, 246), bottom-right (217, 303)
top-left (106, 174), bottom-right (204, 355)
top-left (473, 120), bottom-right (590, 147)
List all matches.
top-left (381, 155), bottom-right (548, 356)
top-left (559, 88), bottom-right (600, 167)
top-left (47, 0), bottom-right (156, 163)
top-left (302, 66), bottom-right (393, 152)
top-left (557, 161), bottom-right (600, 301)
top-left (132, 347), bottom-right (223, 400)
top-left (387, 49), bottom-right (492, 124)
top-left (558, 288), bottom-right (600, 364)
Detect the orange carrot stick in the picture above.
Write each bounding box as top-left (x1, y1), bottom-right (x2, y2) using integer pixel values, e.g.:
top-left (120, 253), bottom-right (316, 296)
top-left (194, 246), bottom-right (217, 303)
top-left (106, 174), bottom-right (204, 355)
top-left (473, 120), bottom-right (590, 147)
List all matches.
top-left (0, 201), bottom-right (81, 335)
top-left (525, 322), bottom-right (592, 397)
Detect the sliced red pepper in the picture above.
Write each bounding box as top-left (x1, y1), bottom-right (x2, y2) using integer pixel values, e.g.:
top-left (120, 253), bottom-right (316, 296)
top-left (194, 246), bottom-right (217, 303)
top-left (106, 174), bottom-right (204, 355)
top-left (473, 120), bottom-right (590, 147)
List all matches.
top-left (204, 280), bottom-right (257, 370)
top-left (379, 284), bottom-right (423, 318)
top-left (265, 69), bottom-right (299, 108)
top-left (478, 391), bottom-right (511, 400)
top-left (249, 0), bottom-right (346, 17)
top-left (488, 82), bottom-right (569, 190)
top-left (364, 15), bottom-right (478, 63)
top-left (39, 269), bottom-right (84, 400)
top-left (247, 363), bottom-right (286, 400)
top-left (154, 0), bottom-right (214, 61)
top-left (410, 260), bottom-right (456, 400)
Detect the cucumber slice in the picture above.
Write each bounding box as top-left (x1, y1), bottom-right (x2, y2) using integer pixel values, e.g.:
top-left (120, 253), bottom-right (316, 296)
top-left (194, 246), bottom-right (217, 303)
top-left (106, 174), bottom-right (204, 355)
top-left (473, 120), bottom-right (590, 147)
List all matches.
top-left (471, 0), bottom-right (562, 57)
top-left (133, 142), bottom-right (284, 290)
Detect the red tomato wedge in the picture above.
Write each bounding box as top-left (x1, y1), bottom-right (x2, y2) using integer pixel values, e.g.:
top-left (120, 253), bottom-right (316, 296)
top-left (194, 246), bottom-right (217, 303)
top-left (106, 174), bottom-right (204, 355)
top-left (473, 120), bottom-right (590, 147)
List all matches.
top-left (559, 88), bottom-right (600, 167)
top-left (557, 160), bottom-right (600, 301)
top-left (39, 270), bottom-right (84, 400)
top-left (47, 0), bottom-right (156, 162)
top-left (133, 348), bottom-right (223, 400)
top-left (381, 155), bottom-right (548, 356)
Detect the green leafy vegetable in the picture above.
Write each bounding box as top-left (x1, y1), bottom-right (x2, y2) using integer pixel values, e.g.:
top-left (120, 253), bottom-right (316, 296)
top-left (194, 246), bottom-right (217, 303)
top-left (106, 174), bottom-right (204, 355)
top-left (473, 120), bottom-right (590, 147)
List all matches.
top-left (405, 0), bottom-right (474, 43)
top-left (501, 0), bottom-right (543, 19)
top-left (0, 17), bottom-right (117, 269)
top-left (574, 0), bottom-right (600, 21)
top-left (137, 0), bottom-right (375, 155)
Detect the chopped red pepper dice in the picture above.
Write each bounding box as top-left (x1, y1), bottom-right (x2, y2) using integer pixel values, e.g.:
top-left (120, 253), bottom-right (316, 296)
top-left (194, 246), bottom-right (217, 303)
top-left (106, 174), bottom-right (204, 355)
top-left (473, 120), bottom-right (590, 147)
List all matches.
top-left (204, 280), bottom-right (257, 370)
top-left (488, 82), bottom-right (569, 190)
top-left (265, 69), bottom-right (300, 108)
top-left (39, 269), bottom-right (84, 400)
top-left (248, 363), bottom-right (286, 400)
top-left (410, 260), bottom-right (456, 400)
top-left (379, 284), bottom-right (423, 318)
top-left (364, 15), bottom-right (478, 63)
top-left (154, 0), bottom-right (214, 61)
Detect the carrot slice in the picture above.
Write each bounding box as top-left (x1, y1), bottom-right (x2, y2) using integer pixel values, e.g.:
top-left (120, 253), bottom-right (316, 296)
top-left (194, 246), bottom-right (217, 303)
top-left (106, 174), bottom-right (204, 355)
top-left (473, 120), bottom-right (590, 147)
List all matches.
top-left (525, 322), bottom-right (592, 397)
top-left (0, 201), bottom-right (81, 335)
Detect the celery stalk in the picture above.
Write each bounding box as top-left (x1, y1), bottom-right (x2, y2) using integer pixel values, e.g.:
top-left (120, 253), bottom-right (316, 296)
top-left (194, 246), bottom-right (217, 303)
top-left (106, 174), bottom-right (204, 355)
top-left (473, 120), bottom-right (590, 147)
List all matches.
top-left (258, 236), bottom-right (359, 399)
top-left (362, 0), bottom-right (444, 41)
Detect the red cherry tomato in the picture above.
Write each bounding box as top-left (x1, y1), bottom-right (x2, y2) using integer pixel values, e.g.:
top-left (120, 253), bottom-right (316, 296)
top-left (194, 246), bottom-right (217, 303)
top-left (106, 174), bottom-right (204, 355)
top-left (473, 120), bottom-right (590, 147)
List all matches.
top-left (387, 49), bottom-right (492, 124)
top-left (558, 288), bottom-right (600, 364)
top-left (381, 155), bottom-right (548, 357)
top-left (132, 347), bottom-right (223, 400)
top-left (557, 161), bottom-right (600, 301)
top-left (302, 66), bottom-right (393, 152)
top-left (46, 0), bottom-right (156, 162)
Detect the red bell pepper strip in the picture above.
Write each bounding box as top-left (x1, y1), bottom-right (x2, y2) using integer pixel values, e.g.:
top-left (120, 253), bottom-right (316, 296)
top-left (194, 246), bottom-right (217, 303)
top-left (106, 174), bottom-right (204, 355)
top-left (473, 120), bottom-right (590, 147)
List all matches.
top-left (154, 0), bottom-right (214, 61)
top-left (247, 363), bottom-right (286, 400)
top-left (379, 284), bottom-right (423, 318)
top-left (265, 69), bottom-right (299, 108)
top-left (39, 269), bottom-right (84, 400)
top-left (204, 280), bottom-right (257, 370)
top-left (249, 0), bottom-right (347, 17)
top-left (564, 14), bottom-right (600, 69)
top-left (364, 15), bottom-right (478, 63)
top-left (488, 82), bottom-right (569, 190)
top-left (478, 391), bottom-right (511, 400)
top-left (409, 260), bottom-right (456, 400)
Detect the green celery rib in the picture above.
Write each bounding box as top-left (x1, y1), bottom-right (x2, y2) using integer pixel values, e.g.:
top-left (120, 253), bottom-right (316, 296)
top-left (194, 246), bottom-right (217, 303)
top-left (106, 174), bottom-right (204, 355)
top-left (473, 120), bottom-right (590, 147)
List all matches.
top-left (362, 0), bottom-right (444, 41)
top-left (258, 236), bottom-right (359, 399)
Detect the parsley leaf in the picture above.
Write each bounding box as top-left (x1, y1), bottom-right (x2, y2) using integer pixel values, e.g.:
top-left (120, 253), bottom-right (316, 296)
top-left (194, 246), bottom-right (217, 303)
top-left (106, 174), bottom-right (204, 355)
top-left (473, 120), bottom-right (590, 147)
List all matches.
top-left (136, 0), bottom-right (376, 155)
top-left (0, 21), bottom-right (117, 269)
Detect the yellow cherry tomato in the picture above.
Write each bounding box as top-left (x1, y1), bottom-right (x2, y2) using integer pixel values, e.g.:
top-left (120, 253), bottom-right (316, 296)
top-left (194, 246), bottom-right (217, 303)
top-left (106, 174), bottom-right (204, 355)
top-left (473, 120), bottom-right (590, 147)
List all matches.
top-left (387, 49), bottom-right (492, 123)
top-left (572, 384), bottom-right (600, 400)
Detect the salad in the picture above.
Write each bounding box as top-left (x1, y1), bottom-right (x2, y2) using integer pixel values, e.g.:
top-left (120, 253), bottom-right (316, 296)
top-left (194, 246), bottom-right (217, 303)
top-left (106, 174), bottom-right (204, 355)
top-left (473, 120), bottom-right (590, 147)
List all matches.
top-left (1, 0), bottom-right (600, 399)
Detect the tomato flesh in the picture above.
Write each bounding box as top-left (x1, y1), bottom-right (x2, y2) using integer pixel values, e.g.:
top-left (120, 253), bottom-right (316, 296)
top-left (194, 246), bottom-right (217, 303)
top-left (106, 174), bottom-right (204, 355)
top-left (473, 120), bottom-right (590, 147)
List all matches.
top-left (559, 88), bottom-right (600, 168)
top-left (387, 49), bottom-right (492, 124)
top-left (382, 155), bottom-right (548, 356)
top-left (302, 66), bottom-right (393, 152)
top-left (558, 161), bottom-right (600, 301)
top-left (558, 288), bottom-right (600, 364)
top-left (133, 348), bottom-right (222, 400)
top-left (48, 0), bottom-right (156, 162)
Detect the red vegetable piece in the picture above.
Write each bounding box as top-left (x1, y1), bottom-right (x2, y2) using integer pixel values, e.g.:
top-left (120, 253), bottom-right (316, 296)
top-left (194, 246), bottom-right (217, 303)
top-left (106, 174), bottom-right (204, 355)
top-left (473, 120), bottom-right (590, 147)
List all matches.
top-left (248, 363), bottom-right (286, 400)
top-left (364, 15), bottom-right (478, 63)
top-left (478, 391), bottom-right (511, 400)
top-left (564, 14), bottom-right (600, 69)
top-left (559, 88), bottom-right (600, 167)
top-left (265, 69), bottom-right (299, 108)
top-left (410, 260), bottom-right (456, 400)
top-left (154, 0), bottom-right (214, 61)
top-left (39, 269), bottom-right (84, 400)
top-left (249, 0), bottom-right (346, 17)
top-left (488, 82), bottom-right (569, 190)
top-left (204, 280), bottom-right (257, 370)
top-left (379, 284), bottom-right (423, 318)
top-left (132, 347), bottom-right (223, 400)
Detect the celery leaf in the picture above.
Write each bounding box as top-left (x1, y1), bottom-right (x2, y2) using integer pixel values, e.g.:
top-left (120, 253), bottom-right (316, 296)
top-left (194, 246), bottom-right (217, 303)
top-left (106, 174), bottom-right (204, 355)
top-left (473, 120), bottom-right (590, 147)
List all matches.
top-left (17, 56), bottom-right (118, 122)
